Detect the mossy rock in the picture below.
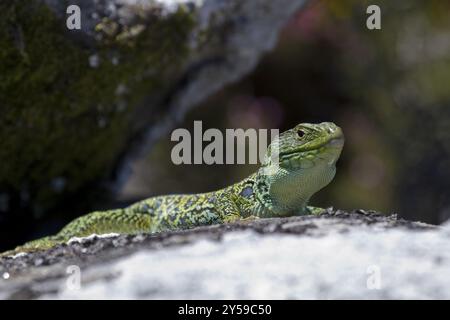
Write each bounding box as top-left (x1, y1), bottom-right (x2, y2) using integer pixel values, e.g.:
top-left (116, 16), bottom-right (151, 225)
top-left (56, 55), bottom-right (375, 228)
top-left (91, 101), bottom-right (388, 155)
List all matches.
top-left (0, 1), bottom-right (195, 235)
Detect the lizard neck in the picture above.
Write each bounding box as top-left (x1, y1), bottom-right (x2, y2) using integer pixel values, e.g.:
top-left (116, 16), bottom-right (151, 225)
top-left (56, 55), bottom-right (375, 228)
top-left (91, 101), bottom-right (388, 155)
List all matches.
top-left (253, 163), bottom-right (336, 217)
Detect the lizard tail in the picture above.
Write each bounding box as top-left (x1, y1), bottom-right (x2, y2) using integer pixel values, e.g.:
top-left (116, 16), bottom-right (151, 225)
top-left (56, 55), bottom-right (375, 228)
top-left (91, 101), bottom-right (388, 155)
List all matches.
top-left (1, 209), bottom-right (153, 257)
top-left (0, 235), bottom-right (64, 258)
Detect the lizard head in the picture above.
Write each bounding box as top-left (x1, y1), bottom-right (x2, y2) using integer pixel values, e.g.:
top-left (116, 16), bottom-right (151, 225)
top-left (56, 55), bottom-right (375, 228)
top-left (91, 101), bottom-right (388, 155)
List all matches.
top-left (257, 122), bottom-right (344, 215)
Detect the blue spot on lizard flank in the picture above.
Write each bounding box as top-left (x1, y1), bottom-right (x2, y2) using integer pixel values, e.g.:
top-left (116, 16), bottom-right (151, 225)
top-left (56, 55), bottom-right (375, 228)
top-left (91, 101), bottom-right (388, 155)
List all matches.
top-left (240, 187), bottom-right (253, 198)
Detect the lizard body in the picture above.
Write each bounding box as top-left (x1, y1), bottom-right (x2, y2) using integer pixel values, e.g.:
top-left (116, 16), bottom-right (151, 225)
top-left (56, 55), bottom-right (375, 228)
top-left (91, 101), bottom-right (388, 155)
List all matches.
top-left (1, 122), bottom-right (344, 256)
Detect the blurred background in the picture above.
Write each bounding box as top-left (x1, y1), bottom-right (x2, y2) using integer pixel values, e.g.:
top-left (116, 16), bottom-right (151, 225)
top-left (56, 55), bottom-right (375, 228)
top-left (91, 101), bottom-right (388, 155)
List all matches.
top-left (120, 0), bottom-right (450, 224)
top-left (1, 0), bottom-right (450, 251)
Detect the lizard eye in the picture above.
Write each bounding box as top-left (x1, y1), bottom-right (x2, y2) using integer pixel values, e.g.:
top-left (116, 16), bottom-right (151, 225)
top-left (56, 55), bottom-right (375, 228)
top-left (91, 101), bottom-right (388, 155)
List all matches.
top-left (297, 129), bottom-right (305, 138)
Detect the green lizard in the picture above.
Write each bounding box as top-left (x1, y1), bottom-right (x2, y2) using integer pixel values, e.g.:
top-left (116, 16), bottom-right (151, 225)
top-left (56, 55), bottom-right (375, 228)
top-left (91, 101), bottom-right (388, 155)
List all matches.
top-left (1, 122), bottom-right (344, 257)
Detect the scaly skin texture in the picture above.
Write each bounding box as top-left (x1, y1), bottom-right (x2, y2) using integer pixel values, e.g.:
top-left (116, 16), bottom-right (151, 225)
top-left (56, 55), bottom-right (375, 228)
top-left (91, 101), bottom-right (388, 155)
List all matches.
top-left (1, 122), bottom-right (344, 256)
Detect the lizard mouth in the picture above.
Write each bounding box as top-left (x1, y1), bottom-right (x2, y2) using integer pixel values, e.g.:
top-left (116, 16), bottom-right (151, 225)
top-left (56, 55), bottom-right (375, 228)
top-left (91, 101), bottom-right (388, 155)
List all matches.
top-left (277, 134), bottom-right (344, 169)
top-left (263, 122), bottom-right (344, 168)
top-left (279, 135), bottom-right (344, 161)
top-left (279, 126), bottom-right (344, 159)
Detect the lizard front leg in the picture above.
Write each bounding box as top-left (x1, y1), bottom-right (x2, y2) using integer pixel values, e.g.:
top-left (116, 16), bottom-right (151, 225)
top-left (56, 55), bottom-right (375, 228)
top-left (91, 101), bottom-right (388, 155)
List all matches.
top-left (214, 193), bottom-right (259, 223)
top-left (214, 193), bottom-right (242, 223)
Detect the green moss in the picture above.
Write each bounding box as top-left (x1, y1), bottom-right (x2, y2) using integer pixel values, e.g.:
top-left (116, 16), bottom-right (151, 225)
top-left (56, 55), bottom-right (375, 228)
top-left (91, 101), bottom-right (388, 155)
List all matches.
top-left (0, 1), bottom-right (195, 215)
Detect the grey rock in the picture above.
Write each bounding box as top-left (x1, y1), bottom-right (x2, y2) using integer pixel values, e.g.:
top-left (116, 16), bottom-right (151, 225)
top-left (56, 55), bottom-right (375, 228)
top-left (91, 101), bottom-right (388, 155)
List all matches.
top-left (2, 209), bottom-right (446, 299)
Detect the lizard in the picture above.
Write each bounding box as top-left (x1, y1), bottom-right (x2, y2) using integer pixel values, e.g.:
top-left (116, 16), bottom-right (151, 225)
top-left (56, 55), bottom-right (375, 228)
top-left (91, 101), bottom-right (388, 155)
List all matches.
top-left (0, 122), bottom-right (344, 257)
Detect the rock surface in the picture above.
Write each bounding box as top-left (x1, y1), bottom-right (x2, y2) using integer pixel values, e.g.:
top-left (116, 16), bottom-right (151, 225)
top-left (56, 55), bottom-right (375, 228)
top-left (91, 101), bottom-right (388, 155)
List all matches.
top-left (2, 209), bottom-right (449, 299)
